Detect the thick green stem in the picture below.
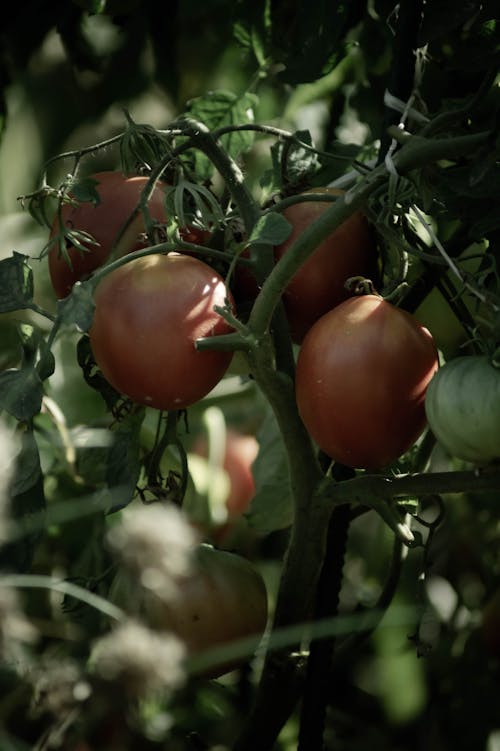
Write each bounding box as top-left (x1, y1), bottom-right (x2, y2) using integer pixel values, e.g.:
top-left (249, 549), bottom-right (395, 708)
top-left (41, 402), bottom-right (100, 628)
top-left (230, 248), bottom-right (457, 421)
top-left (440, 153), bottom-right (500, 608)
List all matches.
top-left (178, 118), bottom-right (261, 233)
top-left (234, 125), bottom-right (493, 751)
top-left (234, 342), bottom-right (330, 751)
top-left (327, 467), bottom-right (500, 505)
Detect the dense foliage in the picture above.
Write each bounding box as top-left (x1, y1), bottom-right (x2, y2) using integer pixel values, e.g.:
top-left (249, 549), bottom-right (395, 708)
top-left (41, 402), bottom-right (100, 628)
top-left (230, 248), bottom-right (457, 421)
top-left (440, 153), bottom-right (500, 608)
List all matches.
top-left (0, 2), bottom-right (499, 750)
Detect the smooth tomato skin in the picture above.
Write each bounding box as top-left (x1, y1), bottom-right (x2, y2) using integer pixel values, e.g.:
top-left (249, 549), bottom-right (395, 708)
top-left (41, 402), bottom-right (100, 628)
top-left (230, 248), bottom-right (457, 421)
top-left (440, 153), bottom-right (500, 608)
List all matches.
top-left (295, 295), bottom-right (438, 469)
top-left (274, 188), bottom-right (378, 343)
top-left (224, 432), bottom-right (259, 515)
top-left (89, 253), bottom-right (234, 410)
top-left (49, 171), bottom-right (168, 298)
top-left (193, 430), bottom-right (258, 516)
top-left (425, 355), bottom-right (500, 464)
top-left (138, 544), bottom-right (268, 677)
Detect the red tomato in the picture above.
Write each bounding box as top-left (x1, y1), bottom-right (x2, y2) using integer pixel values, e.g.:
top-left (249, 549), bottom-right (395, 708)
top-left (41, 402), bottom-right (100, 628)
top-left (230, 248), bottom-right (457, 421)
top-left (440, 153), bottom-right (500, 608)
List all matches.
top-left (115, 544), bottom-right (268, 678)
top-left (274, 188), bottom-right (378, 342)
top-left (48, 171), bottom-right (168, 298)
top-left (224, 432), bottom-right (259, 515)
top-left (295, 295), bottom-right (438, 469)
top-left (193, 430), bottom-right (258, 516)
top-left (89, 253), bottom-right (234, 410)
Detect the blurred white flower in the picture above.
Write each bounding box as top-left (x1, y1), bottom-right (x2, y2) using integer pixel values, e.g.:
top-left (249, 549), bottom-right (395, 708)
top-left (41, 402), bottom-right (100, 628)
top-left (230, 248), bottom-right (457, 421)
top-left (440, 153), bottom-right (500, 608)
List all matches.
top-left (0, 585), bottom-right (37, 663)
top-left (91, 619), bottom-right (186, 696)
top-left (107, 503), bottom-right (197, 602)
top-left (30, 657), bottom-right (91, 717)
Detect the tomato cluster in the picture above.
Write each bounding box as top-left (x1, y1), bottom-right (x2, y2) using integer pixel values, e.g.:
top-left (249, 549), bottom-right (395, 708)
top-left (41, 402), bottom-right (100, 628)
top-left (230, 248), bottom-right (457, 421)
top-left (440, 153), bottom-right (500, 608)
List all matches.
top-left (48, 173), bottom-right (439, 469)
top-left (273, 189), bottom-right (438, 470)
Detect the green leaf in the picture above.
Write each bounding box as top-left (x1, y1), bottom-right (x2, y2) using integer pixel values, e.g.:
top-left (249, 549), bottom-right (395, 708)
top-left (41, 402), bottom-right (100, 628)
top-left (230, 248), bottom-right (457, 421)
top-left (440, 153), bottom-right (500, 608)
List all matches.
top-left (0, 430), bottom-right (46, 572)
top-left (57, 280), bottom-right (96, 331)
top-left (267, 130), bottom-right (321, 192)
top-left (183, 90), bottom-right (258, 179)
top-left (0, 253), bottom-right (34, 313)
top-left (248, 212), bottom-right (292, 247)
top-left (105, 410), bottom-right (145, 513)
top-left (233, 20), bottom-right (268, 68)
top-left (270, 0), bottom-right (366, 84)
top-left (246, 406), bottom-right (293, 536)
top-left (35, 338), bottom-right (56, 382)
top-left (76, 335), bottom-right (123, 411)
top-left (65, 175), bottom-right (101, 205)
top-left (0, 367), bottom-right (44, 422)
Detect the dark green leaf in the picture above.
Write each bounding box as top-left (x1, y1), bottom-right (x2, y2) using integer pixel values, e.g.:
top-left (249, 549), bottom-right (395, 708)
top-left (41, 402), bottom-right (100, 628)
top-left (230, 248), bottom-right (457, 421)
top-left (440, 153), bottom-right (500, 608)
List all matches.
top-left (183, 90), bottom-right (258, 178)
top-left (246, 406), bottom-right (292, 536)
top-left (268, 130), bottom-right (322, 192)
top-left (0, 431), bottom-right (46, 572)
top-left (270, 0), bottom-right (366, 84)
top-left (57, 280), bottom-right (96, 331)
top-left (65, 175), bottom-right (101, 206)
top-left (105, 410), bottom-right (145, 513)
top-left (35, 339), bottom-right (56, 382)
top-left (248, 212), bottom-right (292, 247)
top-left (76, 334), bottom-right (123, 411)
top-left (0, 253), bottom-right (34, 313)
top-left (0, 367), bottom-right (44, 422)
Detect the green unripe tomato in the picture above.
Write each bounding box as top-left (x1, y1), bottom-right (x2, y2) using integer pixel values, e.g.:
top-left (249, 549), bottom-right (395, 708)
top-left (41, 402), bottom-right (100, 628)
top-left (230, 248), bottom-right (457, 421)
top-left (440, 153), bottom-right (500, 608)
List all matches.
top-left (425, 355), bottom-right (500, 464)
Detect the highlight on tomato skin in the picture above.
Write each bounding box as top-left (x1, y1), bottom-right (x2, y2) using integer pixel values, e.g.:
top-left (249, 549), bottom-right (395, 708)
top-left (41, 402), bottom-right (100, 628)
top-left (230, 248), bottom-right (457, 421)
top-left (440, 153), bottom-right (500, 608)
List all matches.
top-left (274, 188), bottom-right (378, 343)
top-left (295, 294), bottom-right (439, 470)
top-left (88, 253), bottom-right (235, 411)
top-left (48, 171), bottom-right (168, 298)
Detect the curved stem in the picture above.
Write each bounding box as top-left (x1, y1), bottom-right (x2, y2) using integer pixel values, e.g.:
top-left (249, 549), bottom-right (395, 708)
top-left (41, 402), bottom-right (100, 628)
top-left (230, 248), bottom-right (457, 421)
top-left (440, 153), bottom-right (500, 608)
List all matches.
top-left (0, 574), bottom-right (125, 622)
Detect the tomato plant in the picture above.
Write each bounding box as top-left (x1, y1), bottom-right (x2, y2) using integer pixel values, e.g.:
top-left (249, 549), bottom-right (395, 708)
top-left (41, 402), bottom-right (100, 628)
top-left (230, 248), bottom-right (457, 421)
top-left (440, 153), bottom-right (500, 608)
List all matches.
top-left (425, 355), bottom-right (500, 464)
top-left (295, 294), bottom-right (439, 469)
top-left (1, 5), bottom-right (500, 748)
top-left (274, 188), bottom-right (378, 342)
top-left (89, 253), bottom-right (234, 410)
top-left (48, 171), bottom-right (168, 298)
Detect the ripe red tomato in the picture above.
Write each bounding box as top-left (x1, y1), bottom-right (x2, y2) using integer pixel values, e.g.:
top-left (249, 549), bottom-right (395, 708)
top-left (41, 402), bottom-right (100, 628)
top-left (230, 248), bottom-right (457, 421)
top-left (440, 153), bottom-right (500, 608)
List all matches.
top-left (193, 430), bottom-right (258, 517)
top-left (295, 295), bottom-right (439, 469)
top-left (48, 171), bottom-right (168, 298)
top-left (89, 253), bottom-right (234, 410)
top-left (274, 188), bottom-right (378, 342)
top-left (115, 544), bottom-right (268, 678)
top-left (224, 431), bottom-right (259, 515)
